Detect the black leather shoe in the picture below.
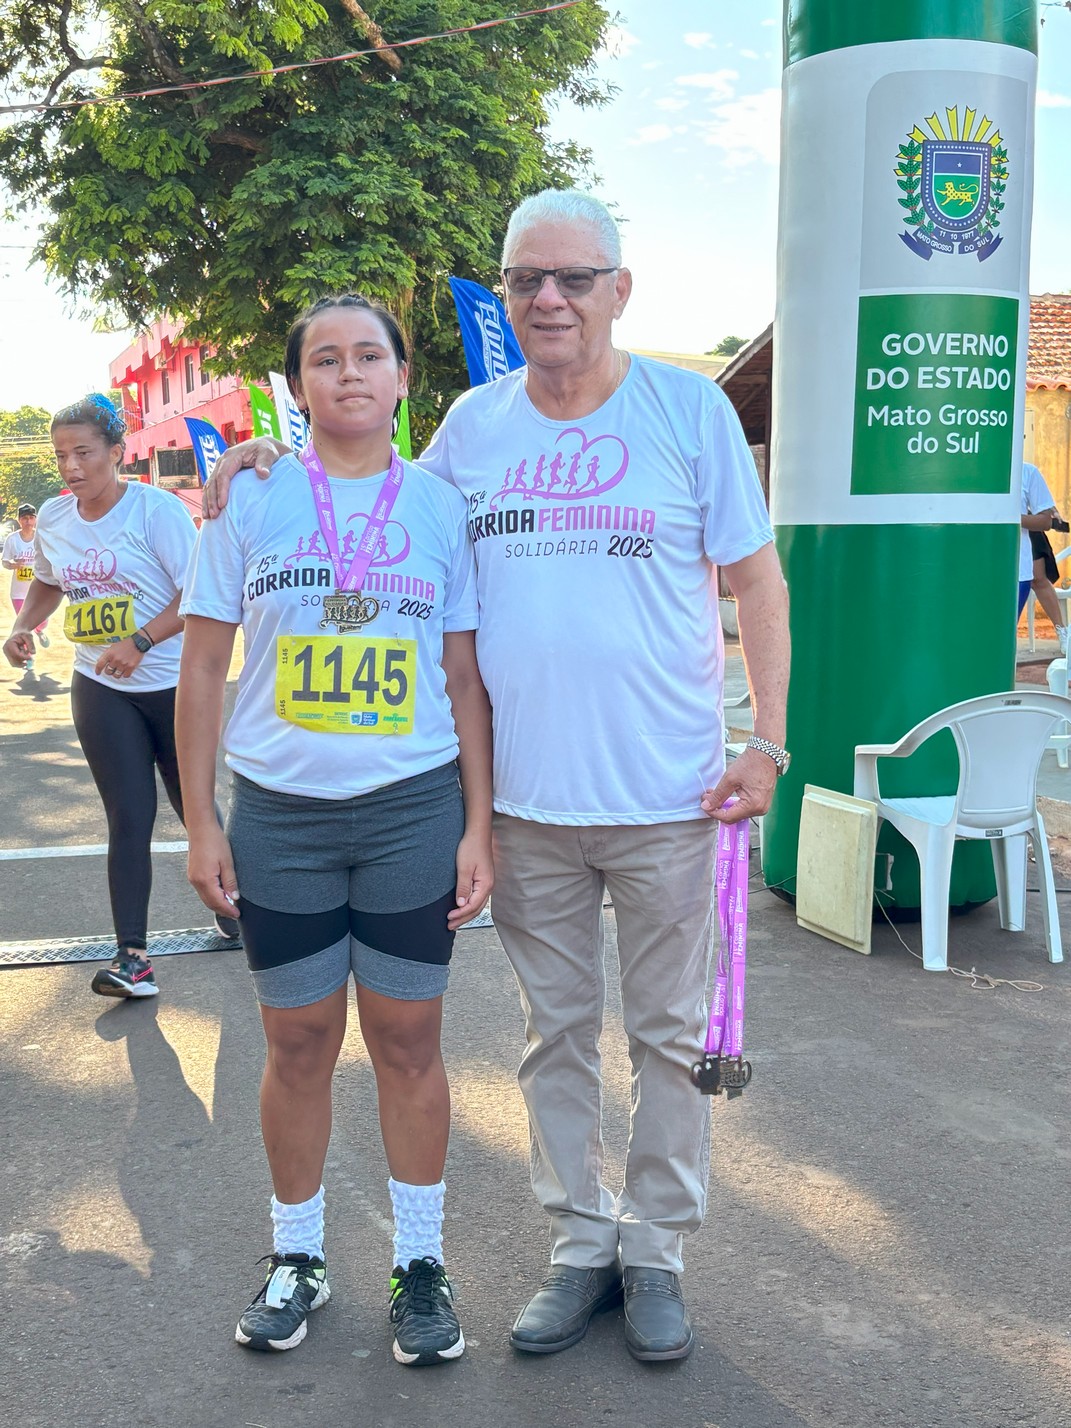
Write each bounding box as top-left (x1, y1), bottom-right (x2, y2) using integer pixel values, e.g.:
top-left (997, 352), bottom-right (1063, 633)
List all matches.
top-left (622, 1267), bottom-right (694, 1361)
top-left (509, 1264), bottom-right (623, 1354)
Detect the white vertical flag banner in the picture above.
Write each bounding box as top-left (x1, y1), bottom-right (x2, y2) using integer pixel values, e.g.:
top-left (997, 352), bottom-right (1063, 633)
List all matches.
top-left (269, 371), bottom-right (310, 451)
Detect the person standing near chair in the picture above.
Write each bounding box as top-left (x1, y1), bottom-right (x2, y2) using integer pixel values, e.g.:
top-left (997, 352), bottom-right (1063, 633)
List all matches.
top-left (200, 191), bottom-right (790, 1363)
top-left (2, 503), bottom-right (51, 667)
top-left (1019, 461), bottom-right (1064, 649)
top-left (1022, 458), bottom-right (1070, 652)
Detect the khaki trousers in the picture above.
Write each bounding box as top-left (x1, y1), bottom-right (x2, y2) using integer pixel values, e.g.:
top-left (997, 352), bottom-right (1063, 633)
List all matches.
top-left (491, 813), bottom-right (717, 1274)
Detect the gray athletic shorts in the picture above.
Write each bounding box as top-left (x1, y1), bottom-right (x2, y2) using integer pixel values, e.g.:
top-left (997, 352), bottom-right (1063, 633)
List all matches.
top-left (226, 761), bottom-right (464, 1009)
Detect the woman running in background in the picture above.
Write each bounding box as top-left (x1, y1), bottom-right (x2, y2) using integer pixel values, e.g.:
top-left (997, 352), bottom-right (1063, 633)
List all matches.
top-left (177, 295), bottom-right (493, 1366)
top-left (2, 394), bottom-right (237, 998)
top-left (2, 502), bottom-right (51, 665)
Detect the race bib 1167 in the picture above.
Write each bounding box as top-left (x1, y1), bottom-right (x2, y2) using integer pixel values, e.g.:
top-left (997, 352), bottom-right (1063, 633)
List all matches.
top-left (275, 636), bottom-right (416, 734)
top-left (64, 596), bottom-right (136, 645)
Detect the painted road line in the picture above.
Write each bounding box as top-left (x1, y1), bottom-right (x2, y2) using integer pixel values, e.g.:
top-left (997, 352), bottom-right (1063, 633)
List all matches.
top-left (0, 841), bottom-right (189, 861)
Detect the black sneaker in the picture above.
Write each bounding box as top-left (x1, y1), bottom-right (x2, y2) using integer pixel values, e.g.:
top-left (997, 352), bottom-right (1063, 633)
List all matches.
top-left (91, 952), bottom-right (158, 999)
top-left (214, 913), bottom-right (241, 943)
top-left (235, 1253), bottom-right (330, 1352)
top-left (389, 1257), bottom-right (465, 1366)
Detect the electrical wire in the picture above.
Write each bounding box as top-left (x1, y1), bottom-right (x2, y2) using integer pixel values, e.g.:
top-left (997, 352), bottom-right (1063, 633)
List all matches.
top-left (0, 3), bottom-right (587, 116)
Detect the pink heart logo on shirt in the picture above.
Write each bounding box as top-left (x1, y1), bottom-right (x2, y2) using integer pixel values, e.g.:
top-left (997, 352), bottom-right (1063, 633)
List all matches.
top-left (346, 515), bottom-right (411, 569)
top-left (83, 547), bottom-right (117, 582)
top-left (489, 426), bottom-right (630, 509)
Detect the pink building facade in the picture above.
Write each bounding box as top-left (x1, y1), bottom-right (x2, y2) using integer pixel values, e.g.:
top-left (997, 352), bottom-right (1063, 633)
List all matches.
top-left (108, 318), bottom-right (258, 485)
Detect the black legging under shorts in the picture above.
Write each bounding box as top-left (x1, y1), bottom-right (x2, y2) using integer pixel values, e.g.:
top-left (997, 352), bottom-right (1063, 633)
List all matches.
top-left (70, 670), bottom-right (184, 951)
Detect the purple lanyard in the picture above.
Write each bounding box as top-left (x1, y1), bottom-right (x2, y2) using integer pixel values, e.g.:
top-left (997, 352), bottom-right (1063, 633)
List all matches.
top-left (705, 817), bottom-right (750, 1058)
top-left (692, 815), bottom-right (752, 1097)
top-left (299, 443), bottom-right (404, 592)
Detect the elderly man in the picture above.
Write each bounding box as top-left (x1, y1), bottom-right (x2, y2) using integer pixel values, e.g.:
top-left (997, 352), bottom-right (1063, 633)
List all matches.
top-left (206, 189), bottom-right (790, 1362)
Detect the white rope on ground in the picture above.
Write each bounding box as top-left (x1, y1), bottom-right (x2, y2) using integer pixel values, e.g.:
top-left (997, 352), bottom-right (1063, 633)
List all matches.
top-left (747, 871), bottom-right (1045, 993)
top-left (874, 891), bottom-right (1043, 993)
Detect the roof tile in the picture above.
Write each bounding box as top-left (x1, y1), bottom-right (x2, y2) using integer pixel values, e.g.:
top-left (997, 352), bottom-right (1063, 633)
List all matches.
top-left (1027, 293), bottom-right (1071, 390)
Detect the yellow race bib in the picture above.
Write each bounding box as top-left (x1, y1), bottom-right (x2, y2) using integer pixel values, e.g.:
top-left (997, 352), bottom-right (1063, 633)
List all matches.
top-left (15, 566), bottom-right (33, 582)
top-left (275, 636), bottom-right (417, 734)
top-left (64, 596), bottom-right (137, 645)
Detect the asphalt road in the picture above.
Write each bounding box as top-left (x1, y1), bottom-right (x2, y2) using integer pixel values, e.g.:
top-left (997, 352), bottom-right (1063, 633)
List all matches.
top-left (2, 641), bottom-right (1069, 1428)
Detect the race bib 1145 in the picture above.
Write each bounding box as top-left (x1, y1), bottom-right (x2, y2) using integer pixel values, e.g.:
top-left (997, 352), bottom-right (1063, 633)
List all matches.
top-left (275, 636), bottom-right (416, 734)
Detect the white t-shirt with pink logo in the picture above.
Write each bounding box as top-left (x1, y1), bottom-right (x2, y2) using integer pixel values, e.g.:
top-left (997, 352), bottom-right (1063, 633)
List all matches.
top-left (34, 482), bottom-right (197, 691)
top-left (3, 530), bottom-right (36, 602)
top-left (179, 453), bottom-right (478, 799)
top-left (419, 355), bottom-right (773, 825)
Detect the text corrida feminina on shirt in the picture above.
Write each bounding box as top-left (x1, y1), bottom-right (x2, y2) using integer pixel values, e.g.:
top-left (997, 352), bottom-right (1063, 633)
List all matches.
top-left (418, 355), bottom-right (773, 825)
top-left (180, 453), bottom-right (478, 797)
top-left (464, 427), bottom-right (657, 557)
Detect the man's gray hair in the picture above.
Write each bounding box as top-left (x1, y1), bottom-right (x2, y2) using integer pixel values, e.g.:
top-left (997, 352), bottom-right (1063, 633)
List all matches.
top-left (502, 189), bottom-right (622, 268)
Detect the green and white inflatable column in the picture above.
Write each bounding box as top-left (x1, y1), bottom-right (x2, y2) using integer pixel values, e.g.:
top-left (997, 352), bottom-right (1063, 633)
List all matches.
top-left (763, 1), bottom-right (1037, 908)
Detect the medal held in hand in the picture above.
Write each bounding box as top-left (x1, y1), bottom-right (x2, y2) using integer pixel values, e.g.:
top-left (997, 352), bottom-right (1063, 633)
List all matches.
top-left (692, 813), bottom-right (752, 1100)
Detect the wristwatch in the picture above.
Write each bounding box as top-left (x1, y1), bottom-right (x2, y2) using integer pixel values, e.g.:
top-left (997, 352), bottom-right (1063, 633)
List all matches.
top-left (745, 734), bottom-right (791, 776)
top-left (131, 628), bottom-right (154, 654)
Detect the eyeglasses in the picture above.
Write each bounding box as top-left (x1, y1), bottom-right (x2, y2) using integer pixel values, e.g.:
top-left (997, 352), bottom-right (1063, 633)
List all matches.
top-left (502, 266), bottom-right (619, 298)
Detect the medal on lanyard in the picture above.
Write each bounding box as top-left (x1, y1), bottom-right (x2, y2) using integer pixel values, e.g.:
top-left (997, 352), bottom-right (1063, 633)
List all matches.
top-left (299, 443), bottom-right (404, 633)
top-left (692, 811), bottom-right (753, 1099)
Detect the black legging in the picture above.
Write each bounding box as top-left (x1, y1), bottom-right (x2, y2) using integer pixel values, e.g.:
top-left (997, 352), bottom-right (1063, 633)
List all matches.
top-left (71, 670), bottom-right (184, 952)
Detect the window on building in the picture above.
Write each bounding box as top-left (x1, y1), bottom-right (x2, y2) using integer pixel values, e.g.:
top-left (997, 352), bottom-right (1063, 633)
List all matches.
top-left (184, 354), bottom-right (195, 393)
top-left (161, 369), bottom-right (171, 405)
top-left (154, 446), bottom-right (197, 480)
top-left (200, 346), bottom-right (211, 385)
top-left (142, 382), bottom-right (150, 413)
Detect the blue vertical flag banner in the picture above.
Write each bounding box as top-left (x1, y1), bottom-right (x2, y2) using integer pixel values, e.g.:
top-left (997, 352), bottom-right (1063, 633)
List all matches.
top-left (269, 371), bottom-right (311, 451)
top-left (448, 276), bottom-right (525, 386)
top-left (184, 417), bottom-right (227, 486)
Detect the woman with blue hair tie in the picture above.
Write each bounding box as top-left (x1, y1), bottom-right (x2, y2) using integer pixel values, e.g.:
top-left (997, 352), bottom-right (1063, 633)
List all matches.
top-left (1, 394), bottom-right (238, 997)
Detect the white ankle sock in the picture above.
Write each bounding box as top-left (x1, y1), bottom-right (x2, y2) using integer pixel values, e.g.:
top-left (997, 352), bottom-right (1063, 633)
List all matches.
top-left (388, 1177), bottom-right (445, 1269)
top-left (270, 1185), bottom-right (325, 1260)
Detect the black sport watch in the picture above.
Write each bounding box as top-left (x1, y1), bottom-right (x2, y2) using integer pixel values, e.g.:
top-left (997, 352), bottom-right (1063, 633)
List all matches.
top-left (131, 629), bottom-right (154, 655)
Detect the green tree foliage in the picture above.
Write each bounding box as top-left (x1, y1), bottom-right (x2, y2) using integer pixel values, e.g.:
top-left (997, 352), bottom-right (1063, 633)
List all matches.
top-left (0, 1), bottom-right (611, 432)
top-left (0, 407), bottom-right (61, 520)
top-left (708, 335), bottom-right (747, 357)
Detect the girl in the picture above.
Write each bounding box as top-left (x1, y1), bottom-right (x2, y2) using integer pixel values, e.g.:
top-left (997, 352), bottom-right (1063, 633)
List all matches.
top-left (176, 295), bottom-right (493, 1366)
top-left (1, 395), bottom-right (234, 997)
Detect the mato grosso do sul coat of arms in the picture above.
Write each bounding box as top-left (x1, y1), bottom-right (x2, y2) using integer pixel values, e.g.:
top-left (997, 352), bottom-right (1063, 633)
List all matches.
top-left (896, 105), bottom-right (1008, 261)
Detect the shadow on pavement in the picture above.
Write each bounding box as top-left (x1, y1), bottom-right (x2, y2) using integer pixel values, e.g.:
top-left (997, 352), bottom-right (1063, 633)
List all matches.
top-left (0, 879), bottom-right (1068, 1427)
top-left (4, 669), bottom-right (69, 703)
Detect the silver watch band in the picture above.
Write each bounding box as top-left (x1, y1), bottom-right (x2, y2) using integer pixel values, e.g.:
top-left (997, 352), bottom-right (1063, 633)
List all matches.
top-left (745, 734), bottom-right (789, 771)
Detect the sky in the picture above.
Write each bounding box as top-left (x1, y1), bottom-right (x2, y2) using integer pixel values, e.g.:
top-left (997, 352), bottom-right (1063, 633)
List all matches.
top-left (2, 0), bottom-right (1070, 410)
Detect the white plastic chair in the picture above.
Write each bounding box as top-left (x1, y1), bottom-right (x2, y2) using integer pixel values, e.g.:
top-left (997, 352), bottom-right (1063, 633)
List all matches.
top-left (724, 688), bottom-right (752, 762)
top-left (853, 692), bottom-right (1069, 972)
top-left (1044, 657), bottom-right (1071, 768)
